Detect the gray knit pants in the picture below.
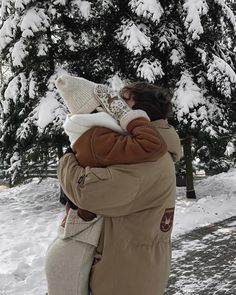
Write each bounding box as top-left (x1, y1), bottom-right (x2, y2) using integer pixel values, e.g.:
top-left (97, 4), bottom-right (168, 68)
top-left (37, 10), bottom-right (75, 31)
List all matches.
top-left (45, 236), bottom-right (95, 295)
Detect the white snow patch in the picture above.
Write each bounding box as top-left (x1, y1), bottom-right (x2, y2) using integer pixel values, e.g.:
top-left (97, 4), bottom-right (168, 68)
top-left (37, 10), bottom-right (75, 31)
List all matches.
top-left (196, 47), bottom-right (207, 64)
top-left (37, 41), bottom-right (48, 56)
top-left (73, 0), bottom-right (91, 20)
top-left (170, 49), bottom-right (184, 65)
top-left (173, 169), bottom-right (236, 238)
top-left (4, 73), bottom-right (27, 104)
top-left (172, 71), bottom-right (205, 121)
top-left (107, 73), bottom-right (126, 95)
top-left (224, 141), bottom-right (235, 156)
top-left (28, 73), bottom-right (37, 99)
top-left (183, 0), bottom-right (209, 40)
top-left (129, 0), bottom-right (164, 23)
top-left (0, 16), bottom-right (17, 50)
top-left (15, 0), bottom-right (31, 10)
top-left (214, 0), bottom-right (236, 31)
top-left (137, 58), bottom-right (164, 82)
top-left (12, 39), bottom-right (28, 67)
top-left (4, 76), bottom-right (20, 104)
top-left (37, 93), bottom-right (61, 129)
top-left (116, 21), bottom-right (152, 55)
top-left (207, 54), bottom-right (236, 98)
top-left (21, 8), bottom-right (50, 38)
top-left (0, 179), bottom-right (63, 295)
top-left (54, 0), bottom-right (67, 5)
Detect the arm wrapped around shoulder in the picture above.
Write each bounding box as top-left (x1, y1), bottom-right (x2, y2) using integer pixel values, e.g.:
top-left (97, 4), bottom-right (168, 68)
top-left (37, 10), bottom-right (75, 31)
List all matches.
top-left (57, 153), bottom-right (140, 216)
top-left (85, 115), bottom-right (168, 166)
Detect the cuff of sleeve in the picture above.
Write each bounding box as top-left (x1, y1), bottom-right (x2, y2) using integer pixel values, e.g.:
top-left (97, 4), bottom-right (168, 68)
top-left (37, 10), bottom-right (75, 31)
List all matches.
top-left (120, 110), bottom-right (150, 130)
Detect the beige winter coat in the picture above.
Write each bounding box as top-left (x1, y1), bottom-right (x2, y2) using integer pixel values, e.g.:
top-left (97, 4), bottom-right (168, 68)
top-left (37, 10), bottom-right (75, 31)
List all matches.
top-left (57, 119), bottom-right (182, 295)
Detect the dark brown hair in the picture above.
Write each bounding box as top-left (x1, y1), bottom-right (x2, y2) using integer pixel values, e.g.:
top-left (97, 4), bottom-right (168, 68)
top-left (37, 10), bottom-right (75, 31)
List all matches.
top-left (120, 82), bottom-right (172, 121)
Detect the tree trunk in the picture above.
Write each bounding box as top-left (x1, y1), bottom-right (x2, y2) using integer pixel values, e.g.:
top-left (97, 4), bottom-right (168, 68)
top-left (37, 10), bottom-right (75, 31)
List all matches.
top-left (0, 60), bottom-right (3, 84)
top-left (57, 144), bottom-right (63, 159)
top-left (183, 136), bottom-right (196, 199)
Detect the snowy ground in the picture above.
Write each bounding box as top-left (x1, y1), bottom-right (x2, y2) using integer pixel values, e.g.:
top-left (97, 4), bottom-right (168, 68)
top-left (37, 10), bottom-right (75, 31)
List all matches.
top-left (0, 169), bottom-right (236, 295)
top-left (173, 169), bottom-right (236, 238)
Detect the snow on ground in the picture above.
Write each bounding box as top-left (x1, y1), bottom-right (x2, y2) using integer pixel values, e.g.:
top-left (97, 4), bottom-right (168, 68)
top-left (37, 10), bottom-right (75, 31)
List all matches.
top-left (173, 169), bottom-right (236, 237)
top-left (0, 180), bottom-right (63, 295)
top-left (0, 169), bottom-right (236, 294)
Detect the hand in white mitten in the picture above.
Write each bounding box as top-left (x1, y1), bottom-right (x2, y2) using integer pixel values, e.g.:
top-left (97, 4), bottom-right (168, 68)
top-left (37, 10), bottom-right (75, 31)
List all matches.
top-left (94, 84), bottom-right (132, 122)
top-left (94, 84), bottom-right (150, 130)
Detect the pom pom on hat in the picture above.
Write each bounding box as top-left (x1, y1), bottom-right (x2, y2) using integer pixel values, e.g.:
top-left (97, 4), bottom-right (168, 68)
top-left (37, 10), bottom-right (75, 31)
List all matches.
top-left (55, 74), bottom-right (100, 114)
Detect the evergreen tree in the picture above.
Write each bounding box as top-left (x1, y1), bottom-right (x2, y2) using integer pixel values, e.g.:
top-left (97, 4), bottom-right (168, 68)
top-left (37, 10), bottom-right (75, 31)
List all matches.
top-left (56, 0), bottom-right (236, 170)
top-left (0, 0), bottom-right (235, 184)
top-left (0, 0), bottom-right (67, 184)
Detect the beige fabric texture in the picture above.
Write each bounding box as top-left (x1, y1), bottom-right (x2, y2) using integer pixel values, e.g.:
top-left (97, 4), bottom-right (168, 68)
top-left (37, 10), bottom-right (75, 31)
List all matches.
top-left (57, 119), bottom-right (182, 295)
top-left (45, 237), bottom-right (95, 295)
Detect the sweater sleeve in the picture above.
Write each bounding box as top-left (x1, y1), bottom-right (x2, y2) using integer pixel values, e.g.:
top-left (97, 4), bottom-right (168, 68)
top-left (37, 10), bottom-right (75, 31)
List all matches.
top-left (72, 117), bottom-right (167, 167)
top-left (57, 153), bottom-right (140, 216)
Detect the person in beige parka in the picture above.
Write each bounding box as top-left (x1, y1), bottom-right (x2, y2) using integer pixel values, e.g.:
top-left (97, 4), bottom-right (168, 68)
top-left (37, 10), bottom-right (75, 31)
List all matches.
top-left (46, 76), bottom-right (167, 295)
top-left (57, 81), bottom-right (182, 295)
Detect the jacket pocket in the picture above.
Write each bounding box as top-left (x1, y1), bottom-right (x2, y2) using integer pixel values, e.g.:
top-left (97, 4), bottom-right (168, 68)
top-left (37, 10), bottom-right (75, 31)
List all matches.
top-left (83, 167), bottom-right (112, 185)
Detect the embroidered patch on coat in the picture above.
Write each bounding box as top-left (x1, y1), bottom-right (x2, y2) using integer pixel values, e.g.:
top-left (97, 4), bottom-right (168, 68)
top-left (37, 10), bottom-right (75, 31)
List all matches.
top-left (160, 208), bottom-right (175, 232)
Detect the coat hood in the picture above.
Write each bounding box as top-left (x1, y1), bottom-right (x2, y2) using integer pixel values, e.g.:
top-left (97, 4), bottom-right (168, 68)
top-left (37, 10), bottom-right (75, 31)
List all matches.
top-left (151, 119), bottom-right (182, 162)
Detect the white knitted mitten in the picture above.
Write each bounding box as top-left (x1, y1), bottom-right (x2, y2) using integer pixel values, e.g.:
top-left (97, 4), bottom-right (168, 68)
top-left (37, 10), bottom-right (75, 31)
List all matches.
top-left (94, 84), bottom-right (131, 120)
top-left (94, 84), bottom-right (150, 130)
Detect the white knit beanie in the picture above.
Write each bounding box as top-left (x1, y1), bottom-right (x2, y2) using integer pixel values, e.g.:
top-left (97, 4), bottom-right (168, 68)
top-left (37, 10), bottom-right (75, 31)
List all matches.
top-left (55, 74), bottom-right (100, 114)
